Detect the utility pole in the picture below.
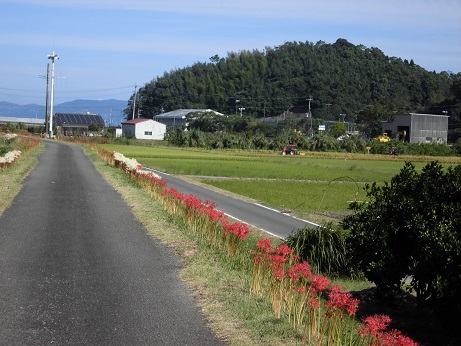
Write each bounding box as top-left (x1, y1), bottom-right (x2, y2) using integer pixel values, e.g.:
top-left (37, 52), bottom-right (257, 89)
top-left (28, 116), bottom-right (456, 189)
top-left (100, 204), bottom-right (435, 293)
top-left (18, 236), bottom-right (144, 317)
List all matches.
top-left (325, 103), bottom-right (332, 120)
top-left (44, 63), bottom-right (50, 136)
top-left (47, 51), bottom-right (59, 138)
top-left (307, 96), bottom-right (313, 136)
top-left (132, 84), bottom-right (138, 120)
top-left (235, 99), bottom-right (240, 116)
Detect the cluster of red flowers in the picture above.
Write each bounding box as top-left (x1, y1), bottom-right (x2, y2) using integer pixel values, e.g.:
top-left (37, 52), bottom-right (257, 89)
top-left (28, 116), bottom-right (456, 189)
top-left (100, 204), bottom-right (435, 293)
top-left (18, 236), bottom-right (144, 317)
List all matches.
top-left (159, 180), bottom-right (251, 253)
top-left (251, 238), bottom-right (358, 318)
top-left (325, 285), bottom-right (360, 318)
top-left (360, 314), bottom-right (419, 346)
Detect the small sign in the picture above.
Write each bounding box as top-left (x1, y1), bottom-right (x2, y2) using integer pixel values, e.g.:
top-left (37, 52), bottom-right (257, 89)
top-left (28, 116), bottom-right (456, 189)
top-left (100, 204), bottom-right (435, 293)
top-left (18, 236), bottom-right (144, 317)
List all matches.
top-left (319, 124), bottom-right (325, 131)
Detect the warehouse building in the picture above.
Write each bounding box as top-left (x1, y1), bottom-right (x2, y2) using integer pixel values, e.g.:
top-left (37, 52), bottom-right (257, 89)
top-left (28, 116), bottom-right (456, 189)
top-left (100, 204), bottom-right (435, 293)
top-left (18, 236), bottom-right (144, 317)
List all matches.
top-left (382, 113), bottom-right (448, 144)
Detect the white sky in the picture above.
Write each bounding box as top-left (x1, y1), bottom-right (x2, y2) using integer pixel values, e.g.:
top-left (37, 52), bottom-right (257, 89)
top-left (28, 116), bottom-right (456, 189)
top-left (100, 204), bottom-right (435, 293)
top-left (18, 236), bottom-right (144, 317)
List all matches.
top-left (0, 0), bottom-right (460, 105)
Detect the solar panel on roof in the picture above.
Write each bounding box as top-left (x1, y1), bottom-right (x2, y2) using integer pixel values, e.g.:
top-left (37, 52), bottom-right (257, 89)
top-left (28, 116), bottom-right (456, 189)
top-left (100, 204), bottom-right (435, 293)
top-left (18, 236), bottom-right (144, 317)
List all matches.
top-left (55, 113), bottom-right (105, 126)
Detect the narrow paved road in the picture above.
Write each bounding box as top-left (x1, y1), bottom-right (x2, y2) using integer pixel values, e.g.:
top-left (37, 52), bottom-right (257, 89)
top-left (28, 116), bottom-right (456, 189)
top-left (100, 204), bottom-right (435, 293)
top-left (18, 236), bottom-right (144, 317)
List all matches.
top-left (0, 141), bottom-right (224, 345)
top-left (145, 169), bottom-right (319, 239)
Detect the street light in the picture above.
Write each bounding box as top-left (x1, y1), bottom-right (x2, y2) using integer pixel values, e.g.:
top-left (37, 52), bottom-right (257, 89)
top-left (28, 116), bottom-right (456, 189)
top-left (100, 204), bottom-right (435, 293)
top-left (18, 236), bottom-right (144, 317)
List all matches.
top-left (239, 107), bottom-right (245, 117)
top-left (47, 51), bottom-right (59, 138)
top-left (235, 99), bottom-right (240, 115)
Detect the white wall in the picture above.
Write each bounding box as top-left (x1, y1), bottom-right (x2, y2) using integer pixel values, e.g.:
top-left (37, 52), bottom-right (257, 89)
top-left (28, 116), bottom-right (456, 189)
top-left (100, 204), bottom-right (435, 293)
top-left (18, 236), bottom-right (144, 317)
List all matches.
top-left (122, 120), bottom-right (166, 140)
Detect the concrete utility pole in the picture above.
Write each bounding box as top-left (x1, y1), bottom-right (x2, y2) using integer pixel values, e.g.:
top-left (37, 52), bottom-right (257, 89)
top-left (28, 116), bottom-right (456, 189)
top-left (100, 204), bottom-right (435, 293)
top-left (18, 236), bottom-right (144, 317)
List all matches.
top-left (235, 99), bottom-right (240, 116)
top-left (132, 84), bottom-right (138, 120)
top-left (47, 52), bottom-right (59, 138)
top-left (307, 96), bottom-right (313, 136)
top-left (44, 63), bottom-right (50, 136)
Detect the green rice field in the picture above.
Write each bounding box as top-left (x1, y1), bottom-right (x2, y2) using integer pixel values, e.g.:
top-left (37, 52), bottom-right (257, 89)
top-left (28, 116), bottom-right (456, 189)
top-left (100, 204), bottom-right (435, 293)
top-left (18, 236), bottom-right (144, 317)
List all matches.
top-left (100, 144), bottom-right (458, 220)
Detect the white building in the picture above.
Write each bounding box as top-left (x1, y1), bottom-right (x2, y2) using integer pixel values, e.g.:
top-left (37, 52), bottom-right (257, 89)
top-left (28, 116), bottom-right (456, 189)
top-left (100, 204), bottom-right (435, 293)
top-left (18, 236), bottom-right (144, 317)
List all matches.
top-left (121, 118), bottom-right (166, 140)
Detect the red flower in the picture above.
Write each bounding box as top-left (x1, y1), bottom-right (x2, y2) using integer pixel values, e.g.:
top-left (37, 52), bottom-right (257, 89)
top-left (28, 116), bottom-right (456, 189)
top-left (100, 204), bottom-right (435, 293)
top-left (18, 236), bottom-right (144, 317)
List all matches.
top-left (296, 286), bottom-right (306, 293)
top-left (326, 289), bottom-right (360, 316)
top-left (359, 314), bottom-right (392, 338)
top-left (311, 275), bottom-right (329, 292)
top-left (256, 239), bottom-right (273, 253)
top-left (308, 298), bottom-right (320, 309)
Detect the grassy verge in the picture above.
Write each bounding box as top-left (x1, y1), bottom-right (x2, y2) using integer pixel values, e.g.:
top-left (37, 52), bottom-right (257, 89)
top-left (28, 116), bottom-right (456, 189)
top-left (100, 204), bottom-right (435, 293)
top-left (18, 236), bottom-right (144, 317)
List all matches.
top-left (0, 140), bottom-right (44, 215)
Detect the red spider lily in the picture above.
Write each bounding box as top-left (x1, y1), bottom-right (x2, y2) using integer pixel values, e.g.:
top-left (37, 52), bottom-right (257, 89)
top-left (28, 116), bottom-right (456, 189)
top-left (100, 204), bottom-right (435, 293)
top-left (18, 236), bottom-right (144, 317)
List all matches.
top-left (207, 209), bottom-right (226, 223)
top-left (308, 298), bottom-right (320, 309)
top-left (288, 261), bottom-right (312, 281)
top-left (325, 288), bottom-right (360, 317)
top-left (311, 275), bottom-right (330, 292)
top-left (204, 199), bottom-right (216, 208)
top-left (229, 222), bottom-right (251, 240)
top-left (273, 267), bottom-right (286, 281)
top-left (296, 286), bottom-right (306, 293)
top-left (360, 314), bottom-right (392, 338)
top-left (380, 329), bottom-right (420, 346)
top-left (360, 314), bottom-right (420, 345)
top-left (256, 239), bottom-right (274, 253)
top-left (276, 243), bottom-right (294, 256)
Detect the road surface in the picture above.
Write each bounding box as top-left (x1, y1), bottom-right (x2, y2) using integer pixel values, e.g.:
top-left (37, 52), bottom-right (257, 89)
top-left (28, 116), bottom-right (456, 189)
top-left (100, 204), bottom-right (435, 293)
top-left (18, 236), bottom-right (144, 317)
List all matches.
top-left (144, 169), bottom-right (319, 239)
top-left (0, 140), bottom-right (224, 345)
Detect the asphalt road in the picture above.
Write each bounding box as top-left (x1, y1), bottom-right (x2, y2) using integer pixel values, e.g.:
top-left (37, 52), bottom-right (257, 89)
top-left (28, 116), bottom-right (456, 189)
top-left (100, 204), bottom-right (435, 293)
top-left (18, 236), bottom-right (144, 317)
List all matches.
top-left (145, 169), bottom-right (318, 239)
top-left (0, 140), bottom-right (224, 345)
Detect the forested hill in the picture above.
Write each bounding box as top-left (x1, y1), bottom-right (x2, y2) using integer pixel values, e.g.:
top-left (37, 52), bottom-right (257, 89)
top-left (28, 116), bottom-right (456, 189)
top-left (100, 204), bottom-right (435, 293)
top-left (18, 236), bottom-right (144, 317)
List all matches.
top-left (132, 38), bottom-right (460, 122)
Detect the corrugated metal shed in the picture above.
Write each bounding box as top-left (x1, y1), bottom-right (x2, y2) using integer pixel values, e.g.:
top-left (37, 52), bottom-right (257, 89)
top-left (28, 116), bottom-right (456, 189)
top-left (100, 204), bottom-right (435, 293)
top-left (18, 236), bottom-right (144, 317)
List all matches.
top-left (382, 113), bottom-right (448, 144)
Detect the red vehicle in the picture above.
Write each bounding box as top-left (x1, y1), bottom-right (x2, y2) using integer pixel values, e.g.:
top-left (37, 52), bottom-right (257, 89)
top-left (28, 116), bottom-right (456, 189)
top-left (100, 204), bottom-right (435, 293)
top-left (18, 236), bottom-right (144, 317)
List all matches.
top-left (282, 144), bottom-right (298, 155)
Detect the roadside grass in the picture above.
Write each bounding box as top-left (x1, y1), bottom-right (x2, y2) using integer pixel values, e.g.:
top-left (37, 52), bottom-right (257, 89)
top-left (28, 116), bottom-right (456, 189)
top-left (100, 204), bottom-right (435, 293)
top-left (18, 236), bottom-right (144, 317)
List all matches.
top-left (0, 140), bottom-right (44, 215)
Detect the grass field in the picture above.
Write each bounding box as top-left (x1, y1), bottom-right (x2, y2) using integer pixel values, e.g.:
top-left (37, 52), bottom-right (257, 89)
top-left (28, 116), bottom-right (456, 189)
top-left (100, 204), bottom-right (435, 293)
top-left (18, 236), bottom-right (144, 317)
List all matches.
top-left (100, 143), bottom-right (459, 222)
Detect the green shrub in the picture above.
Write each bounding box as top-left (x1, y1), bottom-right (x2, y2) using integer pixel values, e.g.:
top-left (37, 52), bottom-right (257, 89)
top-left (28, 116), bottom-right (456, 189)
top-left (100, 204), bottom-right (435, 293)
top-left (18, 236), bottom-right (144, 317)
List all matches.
top-left (342, 161), bottom-right (461, 314)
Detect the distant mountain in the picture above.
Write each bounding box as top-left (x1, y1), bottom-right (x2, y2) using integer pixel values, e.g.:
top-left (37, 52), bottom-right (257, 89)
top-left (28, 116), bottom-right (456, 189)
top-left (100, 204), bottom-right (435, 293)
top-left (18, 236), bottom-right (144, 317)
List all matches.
top-left (0, 99), bottom-right (127, 126)
top-left (0, 101), bottom-right (45, 119)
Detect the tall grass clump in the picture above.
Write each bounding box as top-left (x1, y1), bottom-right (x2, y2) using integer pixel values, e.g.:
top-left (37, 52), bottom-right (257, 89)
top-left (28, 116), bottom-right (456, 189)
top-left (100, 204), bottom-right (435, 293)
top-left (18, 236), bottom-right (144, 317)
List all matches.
top-left (285, 223), bottom-right (351, 278)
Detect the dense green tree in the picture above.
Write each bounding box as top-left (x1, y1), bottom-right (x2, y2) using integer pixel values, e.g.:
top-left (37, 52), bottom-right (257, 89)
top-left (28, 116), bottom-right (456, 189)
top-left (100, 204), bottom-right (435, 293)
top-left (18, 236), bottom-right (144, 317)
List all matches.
top-left (331, 121), bottom-right (347, 139)
top-left (342, 162), bottom-right (461, 314)
top-left (355, 103), bottom-right (392, 138)
top-left (124, 39), bottom-right (458, 126)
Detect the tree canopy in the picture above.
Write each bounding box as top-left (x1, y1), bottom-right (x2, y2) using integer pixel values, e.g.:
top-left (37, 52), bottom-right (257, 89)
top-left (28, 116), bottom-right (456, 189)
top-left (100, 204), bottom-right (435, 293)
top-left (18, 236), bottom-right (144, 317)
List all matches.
top-left (127, 39), bottom-right (460, 131)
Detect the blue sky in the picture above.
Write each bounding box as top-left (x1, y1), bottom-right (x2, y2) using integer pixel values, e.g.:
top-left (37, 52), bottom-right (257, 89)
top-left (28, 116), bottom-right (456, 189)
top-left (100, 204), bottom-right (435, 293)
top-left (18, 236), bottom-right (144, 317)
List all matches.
top-left (0, 0), bottom-right (460, 106)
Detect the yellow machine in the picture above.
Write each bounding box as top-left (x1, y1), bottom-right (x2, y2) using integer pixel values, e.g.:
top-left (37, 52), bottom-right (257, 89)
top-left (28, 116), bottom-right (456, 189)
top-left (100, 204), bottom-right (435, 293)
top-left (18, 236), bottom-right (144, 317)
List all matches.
top-left (375, 133), bottom-right (391, 142)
